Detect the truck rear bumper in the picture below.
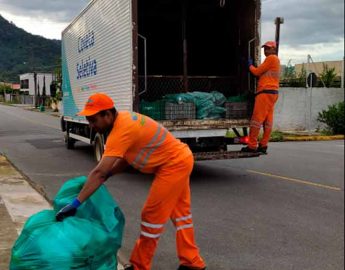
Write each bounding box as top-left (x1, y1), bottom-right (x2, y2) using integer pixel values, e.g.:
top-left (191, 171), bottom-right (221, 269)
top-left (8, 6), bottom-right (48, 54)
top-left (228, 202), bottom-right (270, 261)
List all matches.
top-left (160, 119), bottom-right (250, 131)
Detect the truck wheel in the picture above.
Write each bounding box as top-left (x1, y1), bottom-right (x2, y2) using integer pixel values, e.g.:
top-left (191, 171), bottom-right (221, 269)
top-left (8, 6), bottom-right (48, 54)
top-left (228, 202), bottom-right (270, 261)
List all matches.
top-left (94, 133), bottom-right (104, 162)
top-left (64, 131), bottom-right (75, 149)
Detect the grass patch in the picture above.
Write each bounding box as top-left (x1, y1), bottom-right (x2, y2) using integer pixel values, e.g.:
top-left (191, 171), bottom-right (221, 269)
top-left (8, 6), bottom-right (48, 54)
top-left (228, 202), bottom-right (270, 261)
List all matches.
top-left (0, 101), bottom-right (16, 105)
top-left (269, 131), bottom-right (285, 142)
top-left (319, 129), bottom-right (335, 136)
top-left (226, 129), bottom-right (285, 142)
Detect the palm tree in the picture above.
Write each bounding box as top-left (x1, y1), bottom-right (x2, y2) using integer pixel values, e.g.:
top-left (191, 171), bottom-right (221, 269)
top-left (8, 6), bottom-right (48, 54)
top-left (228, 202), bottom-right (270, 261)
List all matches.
top-left (320, 64), bottom-right (337, 87)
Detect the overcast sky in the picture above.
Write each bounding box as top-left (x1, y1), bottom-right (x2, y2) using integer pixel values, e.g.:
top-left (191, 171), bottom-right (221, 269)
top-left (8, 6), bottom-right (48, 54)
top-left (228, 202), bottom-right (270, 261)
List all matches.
top-left (0, 0), bottom-right (344, 65)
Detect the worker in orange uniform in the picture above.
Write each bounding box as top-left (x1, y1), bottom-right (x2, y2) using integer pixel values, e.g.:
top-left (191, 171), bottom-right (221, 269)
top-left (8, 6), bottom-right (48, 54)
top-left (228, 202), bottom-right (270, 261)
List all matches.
top-left (241, 41), bottom-right (281, 154)
top-left (56, 93), bottom-right (206, 270)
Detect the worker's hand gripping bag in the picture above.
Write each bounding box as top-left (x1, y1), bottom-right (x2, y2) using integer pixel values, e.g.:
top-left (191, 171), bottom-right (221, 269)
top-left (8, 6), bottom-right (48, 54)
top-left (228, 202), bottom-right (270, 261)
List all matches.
top-left (10, 176), bottom-right (125, 270)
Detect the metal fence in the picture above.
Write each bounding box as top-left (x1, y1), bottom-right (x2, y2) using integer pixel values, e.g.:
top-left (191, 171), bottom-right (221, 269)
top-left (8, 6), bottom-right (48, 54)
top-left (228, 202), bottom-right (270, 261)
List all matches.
top-left (21, 95), bottom-right (34, 104)
top-left (3, 94), bottom-right (34, 105)
top-left (138, 75), bottom-right (249, 121)
top-left (139, 75), bottom-right (239, 101)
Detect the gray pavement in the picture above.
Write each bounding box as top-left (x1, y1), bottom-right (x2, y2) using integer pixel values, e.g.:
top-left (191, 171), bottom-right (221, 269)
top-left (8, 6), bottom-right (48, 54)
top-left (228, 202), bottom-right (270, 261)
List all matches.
top-left (0, 199), bottom-right (18, 268)
top-left (0, 104), bottom-right (344, 270)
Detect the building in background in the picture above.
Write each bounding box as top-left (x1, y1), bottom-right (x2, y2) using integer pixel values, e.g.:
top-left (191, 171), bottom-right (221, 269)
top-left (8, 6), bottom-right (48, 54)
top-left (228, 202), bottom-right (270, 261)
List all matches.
top-left (0, 82), bottom-right (20, 90)
top-left (19, 73), bottom-right (53, 96)
top-left (11, 83), bottom-right (20, 91)
top-left (295, 60), bottom-right (343, 77)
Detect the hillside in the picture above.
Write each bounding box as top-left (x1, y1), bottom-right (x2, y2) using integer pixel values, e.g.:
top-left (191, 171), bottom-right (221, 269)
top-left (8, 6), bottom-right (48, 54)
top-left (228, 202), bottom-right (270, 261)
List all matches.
top-left (0, 15), bottom-right (61, 83)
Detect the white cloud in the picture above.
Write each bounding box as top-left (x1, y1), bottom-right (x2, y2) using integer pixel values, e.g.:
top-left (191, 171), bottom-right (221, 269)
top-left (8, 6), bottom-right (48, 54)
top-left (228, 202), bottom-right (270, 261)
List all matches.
top-left (279, 39), bottom-right (345, 65)
top-left (1, 0), bottom-right (344, 64)
top-left (0, 0), bottom-right (86, 22)
top-left (1, 11), bottom-right (67, 39)
top-left (261, 0), bottom-right (344, 64)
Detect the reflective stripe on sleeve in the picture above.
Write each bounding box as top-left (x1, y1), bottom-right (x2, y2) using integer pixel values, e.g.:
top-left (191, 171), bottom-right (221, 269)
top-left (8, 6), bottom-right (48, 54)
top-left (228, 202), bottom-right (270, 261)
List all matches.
top-left (138, 128), bottom-right (168, 170)
top-left (131, 125), bottom-right (162, 168)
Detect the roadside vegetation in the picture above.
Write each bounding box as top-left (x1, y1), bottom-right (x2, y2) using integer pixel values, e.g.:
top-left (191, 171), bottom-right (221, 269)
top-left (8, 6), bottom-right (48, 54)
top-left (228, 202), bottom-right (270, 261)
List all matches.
top-left (317, 101), bottom-right (345, 135)
top-left (280, 63), bottom-right (341, 88)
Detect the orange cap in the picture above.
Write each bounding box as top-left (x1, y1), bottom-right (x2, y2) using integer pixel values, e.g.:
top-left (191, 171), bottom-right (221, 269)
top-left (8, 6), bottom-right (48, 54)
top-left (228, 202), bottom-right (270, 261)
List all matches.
top-left (261, 41), bottom-right (277, 48)
top-left (77, 93), bottom-right (114, 116)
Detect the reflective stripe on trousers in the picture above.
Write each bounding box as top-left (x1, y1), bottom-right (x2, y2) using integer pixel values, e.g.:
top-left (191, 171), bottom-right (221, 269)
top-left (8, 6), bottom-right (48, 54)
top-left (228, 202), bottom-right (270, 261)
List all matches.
top-left (129, 155), bottom-right (205, 270)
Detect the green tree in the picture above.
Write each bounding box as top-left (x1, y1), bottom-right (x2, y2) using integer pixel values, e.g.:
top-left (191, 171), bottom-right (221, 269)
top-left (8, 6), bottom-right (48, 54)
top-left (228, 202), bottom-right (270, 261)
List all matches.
top-left (0, 84), bottom-right (12, 102)
top-left (317, 101), bottom-right (345, 134)
top-left (0, 15), bottom-right (60, 83)
top-left (319, 64), bottom-right (337, 87)
top-left (0, 84), bottom-right (12, 94)
top-left (297, 64), bottom-right (307, 86)
top-left (289, 64), bottom-right (306, 87)
top-left (281, 63), bottom-right (296, 86)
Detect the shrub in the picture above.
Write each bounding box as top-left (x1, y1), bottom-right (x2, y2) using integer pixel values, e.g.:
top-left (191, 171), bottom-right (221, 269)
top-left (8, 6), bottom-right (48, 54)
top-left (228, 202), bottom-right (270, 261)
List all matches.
top-left (320, 64), bottom-right (337, 87)
top-left (317, 101), bottom-right (345, 134)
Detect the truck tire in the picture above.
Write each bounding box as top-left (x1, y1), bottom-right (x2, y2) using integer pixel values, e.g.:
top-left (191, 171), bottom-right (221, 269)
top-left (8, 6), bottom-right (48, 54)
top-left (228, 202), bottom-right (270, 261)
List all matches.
top-left (60, 116), bottom-right (66, 132)
top-left (94, 133), bottom-right (104, 162)
top-left (64, 131), bottom-right (75, 149)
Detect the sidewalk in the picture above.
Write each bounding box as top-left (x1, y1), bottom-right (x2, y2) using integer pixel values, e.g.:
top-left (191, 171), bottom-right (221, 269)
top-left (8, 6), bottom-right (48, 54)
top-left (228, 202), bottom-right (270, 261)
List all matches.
top-left (280, 131), bottom-right (344, 141)
top-left (3, 103), bottom-right (61, 118)
top-left (0, 155), bottom-right (124, 269)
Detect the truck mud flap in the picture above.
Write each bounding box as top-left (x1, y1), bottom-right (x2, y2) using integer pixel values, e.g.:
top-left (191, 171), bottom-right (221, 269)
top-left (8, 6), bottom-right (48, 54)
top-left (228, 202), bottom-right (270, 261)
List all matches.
top-left (194, 151), bottom-right (260, 161)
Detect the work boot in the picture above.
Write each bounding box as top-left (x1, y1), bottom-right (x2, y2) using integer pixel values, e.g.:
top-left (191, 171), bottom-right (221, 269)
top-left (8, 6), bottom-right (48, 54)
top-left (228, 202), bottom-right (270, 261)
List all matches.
top-left (123, 265), bottom-right (134, 270)
top-left (257, 145), bottom-right (268, 154)
top-left (241, 146), bottom-right (257, 153)
top-left (177, 265), bottom-right (206, 270)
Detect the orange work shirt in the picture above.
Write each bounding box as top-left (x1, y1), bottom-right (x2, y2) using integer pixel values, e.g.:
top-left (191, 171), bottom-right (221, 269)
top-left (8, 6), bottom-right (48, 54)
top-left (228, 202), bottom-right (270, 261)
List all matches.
top-left (103, 111), bottom-right (192, 174)
top-left (250, 54), bottom-right (281, 92)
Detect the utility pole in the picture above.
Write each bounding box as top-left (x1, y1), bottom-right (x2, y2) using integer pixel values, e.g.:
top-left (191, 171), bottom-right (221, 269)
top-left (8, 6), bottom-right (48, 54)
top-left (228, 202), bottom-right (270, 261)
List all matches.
top-left (34, 72), bottom-right (37, 108)
top-left (30, 49), bottom-right (38, 108)
top-left (182, 0), bottom-right (188, 92)
top-left (275, 17), bottom-right (284, 56)
top-left (341, 56), bottom-right (344, 89)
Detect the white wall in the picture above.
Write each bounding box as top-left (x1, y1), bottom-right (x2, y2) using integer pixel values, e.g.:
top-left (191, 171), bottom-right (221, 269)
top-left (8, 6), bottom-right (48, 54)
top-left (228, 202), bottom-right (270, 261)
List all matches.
top-left (19, 73), bottom-right (34, 95)
top-left (19, 73), bottom-right (54, 96)
top-left (274, 87), bottom-right (344, 131)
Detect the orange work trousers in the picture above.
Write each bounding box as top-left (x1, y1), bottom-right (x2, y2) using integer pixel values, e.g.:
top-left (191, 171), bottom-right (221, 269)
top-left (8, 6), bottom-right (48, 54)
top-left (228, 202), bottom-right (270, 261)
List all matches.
top-left (248, 93), bottom-right (279, 149)
top-left (129, 154), bottom-right (205, 270)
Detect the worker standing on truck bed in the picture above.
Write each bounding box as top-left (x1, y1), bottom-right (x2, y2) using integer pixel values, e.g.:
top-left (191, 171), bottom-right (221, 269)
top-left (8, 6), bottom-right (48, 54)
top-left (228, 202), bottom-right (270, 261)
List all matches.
top-left (242, 41), bottom-right (281, 154)
top-left (56, 93), bottom-right (206, 270)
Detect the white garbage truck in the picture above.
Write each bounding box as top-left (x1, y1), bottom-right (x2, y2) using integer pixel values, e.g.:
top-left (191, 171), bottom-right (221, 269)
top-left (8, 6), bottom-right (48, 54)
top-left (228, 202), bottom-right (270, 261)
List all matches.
top-left (61, 0), bottom-right (262, 161)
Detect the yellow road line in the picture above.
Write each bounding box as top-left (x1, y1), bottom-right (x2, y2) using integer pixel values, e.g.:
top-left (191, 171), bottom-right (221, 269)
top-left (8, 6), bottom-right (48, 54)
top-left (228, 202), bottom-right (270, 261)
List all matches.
top-left (247, 169), bottom-right (342, 191)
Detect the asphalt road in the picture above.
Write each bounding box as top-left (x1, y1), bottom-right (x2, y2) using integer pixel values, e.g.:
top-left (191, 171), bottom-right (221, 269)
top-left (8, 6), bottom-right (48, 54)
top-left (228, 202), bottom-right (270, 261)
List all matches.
top-left (0, 104), bottom-right (344, 270)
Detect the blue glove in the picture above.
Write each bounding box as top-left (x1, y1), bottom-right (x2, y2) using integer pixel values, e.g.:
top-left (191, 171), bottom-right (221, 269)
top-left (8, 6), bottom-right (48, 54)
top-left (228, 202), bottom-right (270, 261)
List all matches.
top-left (248, 59), bottom-right (253, 68)
top-left (56, 198), bottom-right (81, 221)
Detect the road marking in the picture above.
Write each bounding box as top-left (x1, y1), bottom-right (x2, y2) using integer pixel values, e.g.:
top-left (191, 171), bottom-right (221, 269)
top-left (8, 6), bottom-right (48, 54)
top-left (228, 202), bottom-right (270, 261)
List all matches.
top-left (247, 169), bottom-right (342, 191)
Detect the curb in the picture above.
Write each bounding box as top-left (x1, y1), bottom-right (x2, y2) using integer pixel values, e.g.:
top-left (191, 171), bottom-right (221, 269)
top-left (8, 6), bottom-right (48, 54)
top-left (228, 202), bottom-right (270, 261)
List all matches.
top-left (283, 135), bottom-right (344, 141)
top-left (22, 107), bottom-right (61, 118)
top-left (0, 155), bottom-right (126, 269)
top-left (5, 155), bottom-right (53, 205)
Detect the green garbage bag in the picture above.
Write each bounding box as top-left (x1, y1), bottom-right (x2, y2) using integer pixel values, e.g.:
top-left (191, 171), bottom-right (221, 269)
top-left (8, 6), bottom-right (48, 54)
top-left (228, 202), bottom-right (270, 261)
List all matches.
top-left (207, 106), bottom-right (226, 119)
top-left (210, 91), bottom-right (227, 106)
top-left (139, 100), bottom-right (165, 120)
top-left (227, 95), bottom-right (248, 102)
top-left (10, 176), bottom-right (125, 270)
top-left (188, 92), bottom-right (214, 119)
top-left (163, 91), bottom-right (226, 119)
top-left (164, 93), bottom-right (194, 104)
